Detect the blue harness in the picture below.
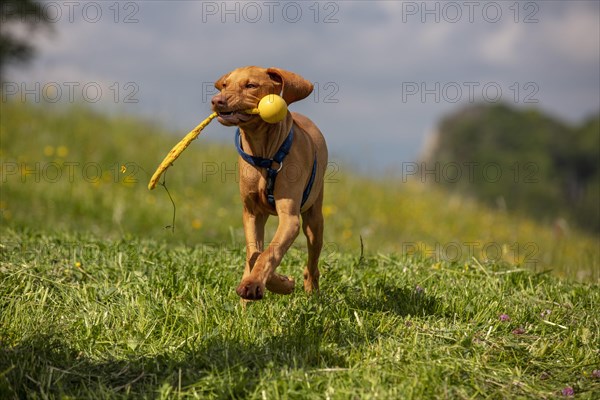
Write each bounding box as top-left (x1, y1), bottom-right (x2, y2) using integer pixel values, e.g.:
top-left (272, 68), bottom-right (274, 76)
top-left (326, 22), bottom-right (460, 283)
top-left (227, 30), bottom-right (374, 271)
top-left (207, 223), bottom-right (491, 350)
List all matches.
top-left (235, 127), bottom-right (317, 208)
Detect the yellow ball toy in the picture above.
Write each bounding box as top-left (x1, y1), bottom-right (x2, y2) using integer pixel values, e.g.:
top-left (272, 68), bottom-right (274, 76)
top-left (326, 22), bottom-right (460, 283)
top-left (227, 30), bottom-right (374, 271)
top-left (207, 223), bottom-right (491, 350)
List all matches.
top-left (257, 94), bottom-right (288, 123)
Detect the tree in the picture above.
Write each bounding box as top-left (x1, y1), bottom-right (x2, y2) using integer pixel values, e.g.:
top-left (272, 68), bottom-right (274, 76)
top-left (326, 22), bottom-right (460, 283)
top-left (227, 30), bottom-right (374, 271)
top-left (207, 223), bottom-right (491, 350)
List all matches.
top-left (423, 103), bottom-right (600, 233)
top-left (0, 0), bottom-right (51, 83)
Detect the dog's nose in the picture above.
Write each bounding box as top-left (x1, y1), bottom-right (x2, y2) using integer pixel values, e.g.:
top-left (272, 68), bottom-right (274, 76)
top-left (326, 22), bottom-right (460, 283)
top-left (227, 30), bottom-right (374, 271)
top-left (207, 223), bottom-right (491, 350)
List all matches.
top-left (211, 94), bottom-right (226, 108)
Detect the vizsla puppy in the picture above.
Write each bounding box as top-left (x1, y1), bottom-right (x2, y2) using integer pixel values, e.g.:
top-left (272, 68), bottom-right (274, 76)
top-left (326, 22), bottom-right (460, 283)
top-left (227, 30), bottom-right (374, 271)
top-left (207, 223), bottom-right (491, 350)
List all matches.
top-left (211, 66), bottom-right (328, 300)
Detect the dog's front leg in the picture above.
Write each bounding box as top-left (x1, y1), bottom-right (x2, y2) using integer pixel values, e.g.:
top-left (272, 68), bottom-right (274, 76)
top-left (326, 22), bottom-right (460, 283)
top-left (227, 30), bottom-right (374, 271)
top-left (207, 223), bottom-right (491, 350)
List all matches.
top-left (241, 208), bottom-right (266, 280)
top-left (236, 210), bottom-right (300, 300)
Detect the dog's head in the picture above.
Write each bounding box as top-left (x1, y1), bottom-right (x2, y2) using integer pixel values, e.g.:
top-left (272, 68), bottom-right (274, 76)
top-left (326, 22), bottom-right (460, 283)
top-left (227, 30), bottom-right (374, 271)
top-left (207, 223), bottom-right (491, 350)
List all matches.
top-left (211, 66), bottom-right (313, 126)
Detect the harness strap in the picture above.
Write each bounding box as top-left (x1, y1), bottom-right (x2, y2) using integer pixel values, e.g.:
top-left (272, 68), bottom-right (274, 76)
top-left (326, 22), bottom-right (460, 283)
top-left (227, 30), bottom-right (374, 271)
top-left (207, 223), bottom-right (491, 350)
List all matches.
top-left (235, 127), bottom-right (293, 169)
top-left (303, 154), bottom-right (318, 206)
top-left (235, 127), bottom-right (317, 208)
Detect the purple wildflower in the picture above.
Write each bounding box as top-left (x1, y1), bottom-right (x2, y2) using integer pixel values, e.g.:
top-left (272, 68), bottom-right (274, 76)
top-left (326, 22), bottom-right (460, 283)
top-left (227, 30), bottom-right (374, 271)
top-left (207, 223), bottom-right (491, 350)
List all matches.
top-left (415, 285), bottom-right (424, 294)
top-left (561, 386), bottom-right (574, 397)
top-left (592, 369), bottom-right (600, 379)
top-left (499, 314), bottom-right (510, 322)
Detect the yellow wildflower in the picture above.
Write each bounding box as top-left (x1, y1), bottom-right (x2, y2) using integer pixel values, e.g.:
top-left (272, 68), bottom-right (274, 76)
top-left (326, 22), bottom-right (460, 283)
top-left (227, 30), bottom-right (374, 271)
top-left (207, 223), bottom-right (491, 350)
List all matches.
top-left (57, 146), bottom-right (69, 158)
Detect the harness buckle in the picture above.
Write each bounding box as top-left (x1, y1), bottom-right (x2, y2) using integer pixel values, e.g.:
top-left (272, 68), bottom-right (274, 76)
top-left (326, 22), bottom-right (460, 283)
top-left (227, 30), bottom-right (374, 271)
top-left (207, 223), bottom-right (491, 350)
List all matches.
top-left (274, 160), bottom-right (284, 173)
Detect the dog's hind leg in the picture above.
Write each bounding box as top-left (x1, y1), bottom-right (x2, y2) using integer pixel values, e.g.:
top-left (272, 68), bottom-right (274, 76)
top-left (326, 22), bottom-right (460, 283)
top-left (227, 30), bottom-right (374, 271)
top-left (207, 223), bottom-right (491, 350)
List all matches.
top-left (301, 189), bottom-right (324, 293)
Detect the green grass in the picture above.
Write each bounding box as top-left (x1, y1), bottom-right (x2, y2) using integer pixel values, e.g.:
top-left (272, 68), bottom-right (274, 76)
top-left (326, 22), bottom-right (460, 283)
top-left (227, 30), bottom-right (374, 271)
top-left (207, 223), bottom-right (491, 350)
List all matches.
top-left (1, 101), bottom-right (599, 398)
top-left (1, 230), bottom-right (599, 398)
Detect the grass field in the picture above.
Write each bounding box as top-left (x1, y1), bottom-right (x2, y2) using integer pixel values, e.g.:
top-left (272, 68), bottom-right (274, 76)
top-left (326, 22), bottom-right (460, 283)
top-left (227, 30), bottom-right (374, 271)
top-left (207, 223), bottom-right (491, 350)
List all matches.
top-left (1, 102), bottom-right (599, 398)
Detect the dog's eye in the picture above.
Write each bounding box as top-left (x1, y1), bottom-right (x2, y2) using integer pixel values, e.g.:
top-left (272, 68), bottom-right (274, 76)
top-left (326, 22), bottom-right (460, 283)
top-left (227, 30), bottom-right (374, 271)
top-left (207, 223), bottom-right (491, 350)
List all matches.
top-left (245, 83), bottom-right (258, 89)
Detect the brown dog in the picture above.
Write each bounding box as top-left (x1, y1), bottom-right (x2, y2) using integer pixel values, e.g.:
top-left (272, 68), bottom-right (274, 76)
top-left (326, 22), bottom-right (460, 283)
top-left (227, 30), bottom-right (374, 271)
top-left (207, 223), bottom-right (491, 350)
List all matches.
top-left (211, 66), bottom-right (328, 300)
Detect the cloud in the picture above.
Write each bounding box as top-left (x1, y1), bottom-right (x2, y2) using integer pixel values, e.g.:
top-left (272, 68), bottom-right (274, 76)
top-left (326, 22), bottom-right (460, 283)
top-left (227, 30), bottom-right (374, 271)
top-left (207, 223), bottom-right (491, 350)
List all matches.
top-left (545, 3), bottom-right (600, 63)
top-left (479, 22), bottom-right (524, 67)
top-left (5, 1), bottom-right (599, 170)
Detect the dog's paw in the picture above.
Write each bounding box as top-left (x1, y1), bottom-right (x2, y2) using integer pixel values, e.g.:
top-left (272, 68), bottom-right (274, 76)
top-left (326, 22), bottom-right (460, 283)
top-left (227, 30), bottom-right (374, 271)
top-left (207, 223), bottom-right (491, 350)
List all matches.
top-left (303, 270), bottom-right (320, 293)
top-left (236, 280), bottom-right (265, 300)
top-left (266, 273), bottom-right (295, 295)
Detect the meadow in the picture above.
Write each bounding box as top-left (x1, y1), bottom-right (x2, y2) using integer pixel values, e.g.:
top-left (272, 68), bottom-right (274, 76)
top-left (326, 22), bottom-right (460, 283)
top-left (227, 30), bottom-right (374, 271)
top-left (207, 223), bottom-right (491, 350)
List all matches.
top-left (1, 102), bottom-right (599, 398)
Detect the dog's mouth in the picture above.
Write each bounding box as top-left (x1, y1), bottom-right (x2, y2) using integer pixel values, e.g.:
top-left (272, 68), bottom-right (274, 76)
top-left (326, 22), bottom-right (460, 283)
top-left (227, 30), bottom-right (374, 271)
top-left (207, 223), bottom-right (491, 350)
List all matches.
top-left (216, 109), bottom-right (255, 126)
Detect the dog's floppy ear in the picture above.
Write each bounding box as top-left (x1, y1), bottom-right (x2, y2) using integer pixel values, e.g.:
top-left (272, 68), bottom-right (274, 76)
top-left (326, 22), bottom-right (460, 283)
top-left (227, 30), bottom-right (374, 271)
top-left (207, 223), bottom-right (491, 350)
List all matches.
top-left (266, 68), bottom-right (313, 105)
top-left (214, 72), bottom-right (230, 91)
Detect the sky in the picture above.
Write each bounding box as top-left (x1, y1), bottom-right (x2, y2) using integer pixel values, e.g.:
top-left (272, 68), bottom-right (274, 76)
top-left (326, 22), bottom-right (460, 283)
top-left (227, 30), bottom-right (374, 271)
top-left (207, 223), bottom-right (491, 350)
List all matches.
top-left (4, 0), bottom-right (600, 172)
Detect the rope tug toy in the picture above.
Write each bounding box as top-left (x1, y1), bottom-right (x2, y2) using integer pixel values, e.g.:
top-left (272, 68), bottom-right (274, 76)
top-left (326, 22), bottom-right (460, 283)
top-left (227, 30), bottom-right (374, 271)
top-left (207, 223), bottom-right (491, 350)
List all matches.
top-left (147, 94), bottom-right (288, 190)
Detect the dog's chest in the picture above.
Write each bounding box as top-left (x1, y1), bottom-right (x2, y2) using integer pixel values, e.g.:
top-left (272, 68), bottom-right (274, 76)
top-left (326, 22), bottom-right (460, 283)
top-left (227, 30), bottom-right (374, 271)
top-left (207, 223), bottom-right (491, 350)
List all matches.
top-left (239, 162), bottom-right (271, 207)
